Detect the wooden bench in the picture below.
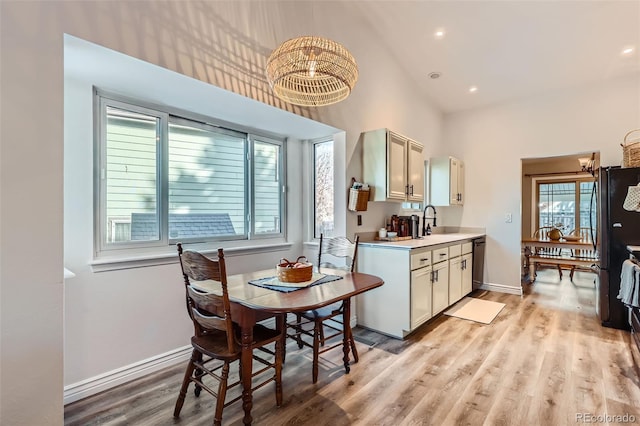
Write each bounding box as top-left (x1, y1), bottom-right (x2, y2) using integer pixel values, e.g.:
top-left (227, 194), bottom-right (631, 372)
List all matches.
top-left (522, 238), bottom-right (598, 282)
top-left (528, 254), bottom-right (598, 281)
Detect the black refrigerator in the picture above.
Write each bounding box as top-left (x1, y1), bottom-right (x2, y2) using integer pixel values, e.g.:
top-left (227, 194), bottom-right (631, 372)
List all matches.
top-left (598, 166), bottom-right (640, 330)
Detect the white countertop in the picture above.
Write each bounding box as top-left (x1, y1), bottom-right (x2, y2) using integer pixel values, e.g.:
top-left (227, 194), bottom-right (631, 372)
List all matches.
top-left (359, 233), bottom-right (485, 250)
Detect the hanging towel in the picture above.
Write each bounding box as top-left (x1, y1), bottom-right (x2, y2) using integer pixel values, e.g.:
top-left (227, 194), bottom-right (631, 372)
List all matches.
top-left (618, 259), bottom-right (640, 308)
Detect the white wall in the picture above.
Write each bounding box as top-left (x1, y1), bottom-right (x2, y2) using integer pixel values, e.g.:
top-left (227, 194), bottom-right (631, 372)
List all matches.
top-left (1, 2), bottom-right (442, 423)
top-left (442, 74), bottom-right (640, 290)
top-left (64, 66), bottom-right (313, 384)
top-left (1, 2), bottom-right (65, 424)
top-left (5, 2), bottom-right (634, 422)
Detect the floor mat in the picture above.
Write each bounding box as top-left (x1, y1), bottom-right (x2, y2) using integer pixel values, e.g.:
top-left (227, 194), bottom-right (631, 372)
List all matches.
top-left (444, 297), bottom-right (506, 324)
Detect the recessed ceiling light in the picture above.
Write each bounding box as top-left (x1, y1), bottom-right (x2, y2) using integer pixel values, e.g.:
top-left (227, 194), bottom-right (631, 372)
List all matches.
top-left (622, 46), bottom-right (635, 56)
top-left (428, 72), bottom-right (442, 79)
top-left (434, 28), bottom-right (445, 40)
top-left (469, 86), bottom-right (478, 93)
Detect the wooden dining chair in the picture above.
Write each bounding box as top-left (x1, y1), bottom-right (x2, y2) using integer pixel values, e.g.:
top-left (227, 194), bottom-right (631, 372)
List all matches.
top-left (287, 234), bottom-right (360, 383)
top-left (532, 227), bottom-right (564, 279)
top-left (567, 228), bottom-right (599, 280)
top-left (174, 244), bottom-right (284, 426)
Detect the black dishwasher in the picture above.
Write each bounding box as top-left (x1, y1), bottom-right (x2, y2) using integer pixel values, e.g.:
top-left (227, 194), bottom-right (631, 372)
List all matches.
top-left (472, 237), bottom-right (486, 290)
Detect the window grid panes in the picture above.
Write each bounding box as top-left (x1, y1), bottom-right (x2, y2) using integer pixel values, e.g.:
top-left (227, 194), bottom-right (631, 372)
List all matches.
top-left (97, 94), bottom-right (285, 253)
top-left (314, 140), bottom-right (334, 238)
top-left (253, 141), bottom-right (282, 234)
top-left (104, 107), bottom-right (160, 243)
top-left (537, 178), bottom-right (597, 236)
top-left (168, 122), bottom-right (246, 240)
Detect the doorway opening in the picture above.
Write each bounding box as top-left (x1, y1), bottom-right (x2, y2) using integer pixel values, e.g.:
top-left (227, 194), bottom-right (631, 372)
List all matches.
top-left (520, 152), bottom-right (600, 292)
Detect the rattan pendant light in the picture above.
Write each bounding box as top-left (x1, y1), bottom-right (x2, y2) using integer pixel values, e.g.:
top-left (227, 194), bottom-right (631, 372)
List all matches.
top-left (266, 36), bottom-right (358, 107)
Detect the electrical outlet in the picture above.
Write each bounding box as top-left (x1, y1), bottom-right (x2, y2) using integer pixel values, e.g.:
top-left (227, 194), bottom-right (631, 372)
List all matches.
top-left (505, 213), bottom-right (512, 223)
top-left (357, 215), bottom-right (362, 226)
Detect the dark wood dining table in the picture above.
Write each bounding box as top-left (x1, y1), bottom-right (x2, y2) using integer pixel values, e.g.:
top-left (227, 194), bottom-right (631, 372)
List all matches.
top-left (191, 267), bottom-right (384, 425)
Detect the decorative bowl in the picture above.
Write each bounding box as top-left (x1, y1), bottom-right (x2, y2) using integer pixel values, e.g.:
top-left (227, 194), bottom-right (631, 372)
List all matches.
top-left (564, 235), bottom-right (582, 242)
top-left (387, 231), bottom-right (398, 238)
top-left (547, 228), bottom-right (562, 241)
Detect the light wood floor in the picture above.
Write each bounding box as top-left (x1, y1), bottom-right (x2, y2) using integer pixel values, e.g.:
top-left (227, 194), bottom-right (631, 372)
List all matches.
top-left (65, 270), bottom-right (640, 425)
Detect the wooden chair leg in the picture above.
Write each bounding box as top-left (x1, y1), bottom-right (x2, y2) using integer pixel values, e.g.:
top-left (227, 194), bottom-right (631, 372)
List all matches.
top-left (174, 350), bottom-right (197, 417)
top-left (312, 319), bottom-right (321, 384)
top-left (275, 338), bottom-right (283, 406)
top-left (213, 361), bottom-right (230, 426)
top-left (295, 313), bottom-right (304, 349)
top-left (531, 261), bottom-right (537, 282)
top-left (194, 351), bottom-right (204, 397)
top-left (557, 265), bottom-right (562, 279)
top-left (279, 314), bottom-right (287, 364)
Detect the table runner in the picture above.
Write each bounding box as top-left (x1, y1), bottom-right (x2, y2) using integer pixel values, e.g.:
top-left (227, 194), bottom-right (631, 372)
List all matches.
top-left (248, 273), bottom-right (343, 293)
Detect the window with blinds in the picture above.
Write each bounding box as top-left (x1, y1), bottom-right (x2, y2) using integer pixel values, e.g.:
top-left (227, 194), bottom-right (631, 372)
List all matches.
top-left (96, 92), bottom-right (285, 254)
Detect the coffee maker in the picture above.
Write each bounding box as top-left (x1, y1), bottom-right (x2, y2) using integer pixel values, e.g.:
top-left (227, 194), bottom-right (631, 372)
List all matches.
top-left (399, 215), bottom-right (420, 238)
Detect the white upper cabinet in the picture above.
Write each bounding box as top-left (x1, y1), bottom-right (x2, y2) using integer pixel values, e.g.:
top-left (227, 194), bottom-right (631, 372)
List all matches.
top-left (430, 156), bottom-right (464, 206)
top-left (407, 140), bottom-right (425, 202)
top-left (363, 129), bottom-right (425, 202)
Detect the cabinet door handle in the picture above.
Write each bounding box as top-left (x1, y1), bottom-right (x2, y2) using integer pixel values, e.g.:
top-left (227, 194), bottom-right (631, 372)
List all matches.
top-left (435, 270), bottom-right (439, 281)
top-left (410, 184), bottom-right (414, 196)
top-left (420, 258), bottom-right (429, 262)
top-left (430, 270), bottom-right (434, 283)
top-left (405, 184), bottom-right (409, 195)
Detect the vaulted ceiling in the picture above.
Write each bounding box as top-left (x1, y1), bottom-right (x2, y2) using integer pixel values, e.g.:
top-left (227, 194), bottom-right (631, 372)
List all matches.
top-left (66, 1), bottom-right (640, 117)
top-left (299, 1), bottom-right (640, 113)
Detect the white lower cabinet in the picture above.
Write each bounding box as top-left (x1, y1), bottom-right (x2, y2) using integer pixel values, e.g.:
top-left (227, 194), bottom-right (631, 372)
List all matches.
top-left (449, 256), bottom-right (463, 304)
top-left (449, 242), bottom-right (474, 305)
top-left (432, 260), bottom-right (449, 315)
top-left (411, 265), bottom-right (432, 329)
top-left (462, 253), bottom-right (473, 295)
top-left (356, 246), bottom-right (413, 338)
top-left (357, 238), bottom-right (475, 339)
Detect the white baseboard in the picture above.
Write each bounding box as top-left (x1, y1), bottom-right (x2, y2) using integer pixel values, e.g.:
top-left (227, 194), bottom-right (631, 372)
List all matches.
top-left (64, 345), bottom-right (192, 405)
top-left (479, 282), bottom-right (523, 296)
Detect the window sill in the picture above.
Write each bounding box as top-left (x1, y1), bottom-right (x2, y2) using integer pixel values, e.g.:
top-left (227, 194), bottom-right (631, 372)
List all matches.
top-left (90, 242), bottom-right (293, 272)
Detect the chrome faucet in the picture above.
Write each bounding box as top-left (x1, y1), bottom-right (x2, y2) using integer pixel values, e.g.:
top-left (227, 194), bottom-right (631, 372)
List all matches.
top-left (422, 204), bottom-right (437, 236)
